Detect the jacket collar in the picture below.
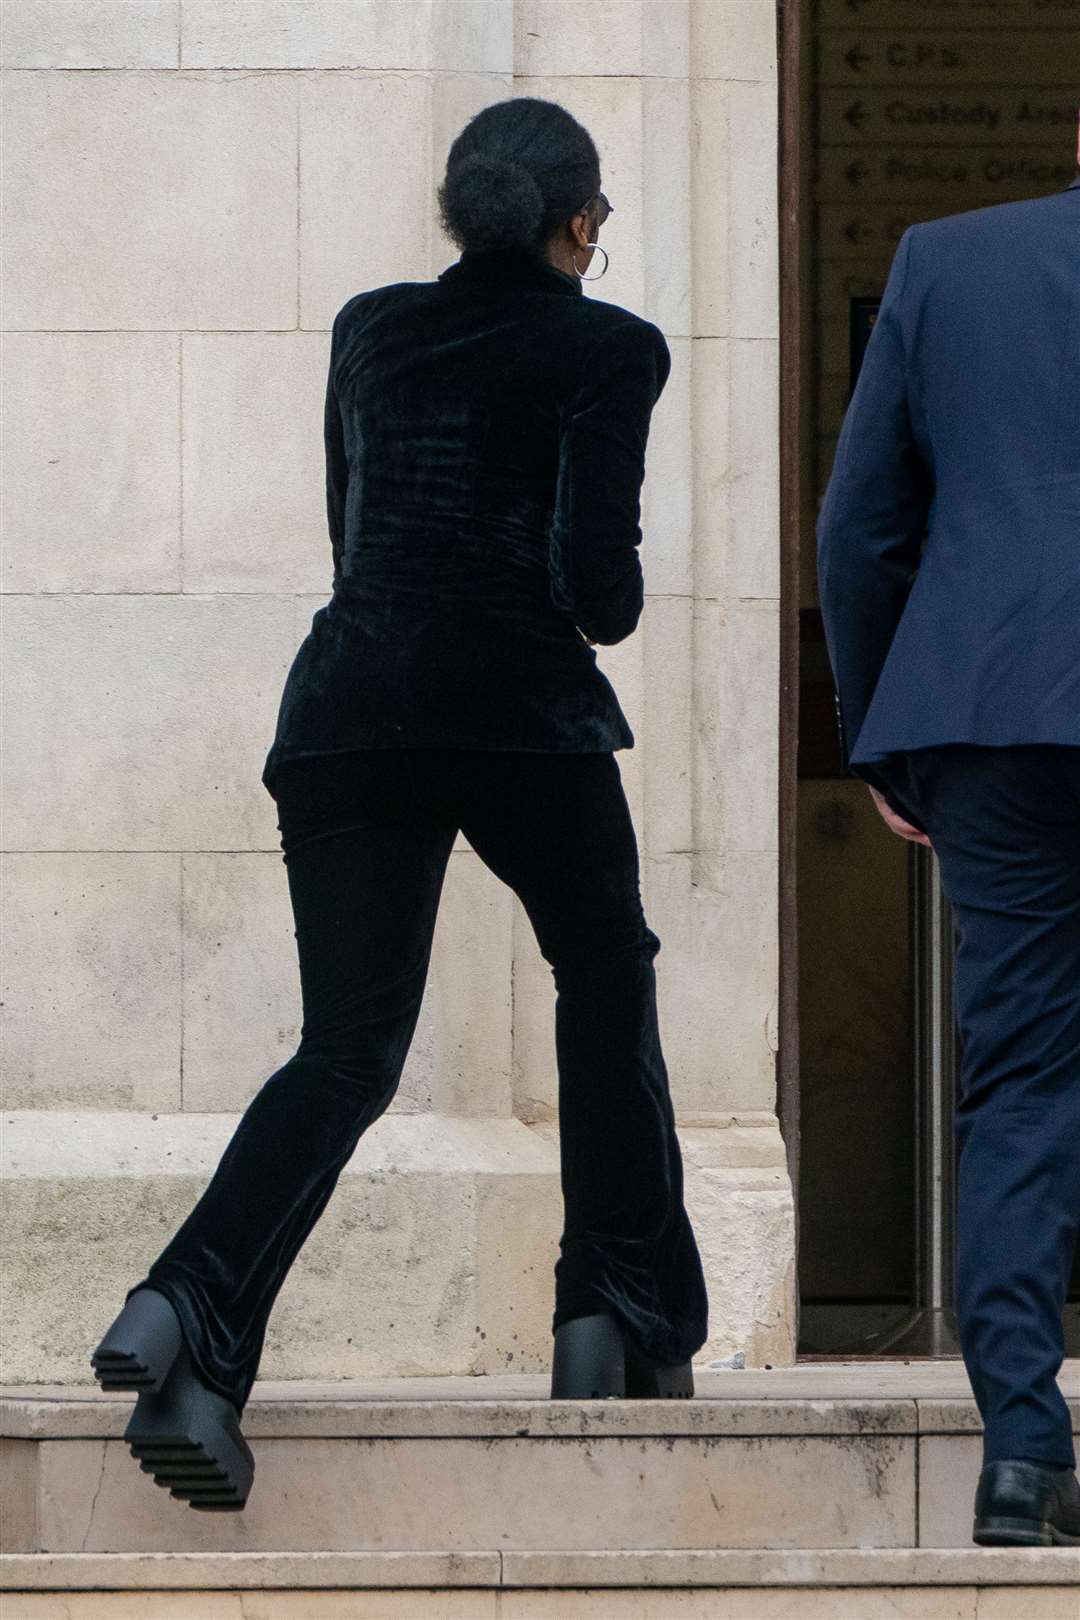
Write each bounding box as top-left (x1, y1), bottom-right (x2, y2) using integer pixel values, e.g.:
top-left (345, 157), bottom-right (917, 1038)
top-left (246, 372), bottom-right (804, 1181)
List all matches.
top-left (1068, 173), bottom-right (1080, 191)
top-left (437, 244), bottom-right (583, 298)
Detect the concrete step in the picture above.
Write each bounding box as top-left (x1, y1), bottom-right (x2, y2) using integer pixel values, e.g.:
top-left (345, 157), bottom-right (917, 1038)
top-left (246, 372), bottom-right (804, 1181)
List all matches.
top-left (3, 1364), bottom-right (1078, 1582)
top-left (2, 1547), bottom-right (1079, 1618)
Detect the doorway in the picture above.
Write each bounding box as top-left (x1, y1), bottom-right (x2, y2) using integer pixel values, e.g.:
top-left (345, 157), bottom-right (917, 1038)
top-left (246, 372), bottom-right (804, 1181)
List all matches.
top-left (777, 0), bottom-right (1080, 1357)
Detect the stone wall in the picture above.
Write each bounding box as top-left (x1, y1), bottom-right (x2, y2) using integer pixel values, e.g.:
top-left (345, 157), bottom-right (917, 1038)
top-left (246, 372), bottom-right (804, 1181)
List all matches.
top-left (0, 0), bottom-right (793, 1385)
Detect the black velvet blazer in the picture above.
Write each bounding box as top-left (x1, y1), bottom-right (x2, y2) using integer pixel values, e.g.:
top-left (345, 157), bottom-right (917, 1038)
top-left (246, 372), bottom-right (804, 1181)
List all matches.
top-left (261, 243), bottom-right (672, 792)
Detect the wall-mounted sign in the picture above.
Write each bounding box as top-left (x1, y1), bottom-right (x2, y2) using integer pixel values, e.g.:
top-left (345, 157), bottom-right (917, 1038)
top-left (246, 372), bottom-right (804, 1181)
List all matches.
top-left (816, 201), bottom-right (981, 255)
top-left (815, 145), bottom-right (1076, 198)
top-left (821, 89), bottom-right (1078, 142)
top-left (819, 29), bottom-right (1080, 82)
top-left (810, 0), bottom-right (1076, 518)
top-left (820, 0), bottom-right (1079, 29)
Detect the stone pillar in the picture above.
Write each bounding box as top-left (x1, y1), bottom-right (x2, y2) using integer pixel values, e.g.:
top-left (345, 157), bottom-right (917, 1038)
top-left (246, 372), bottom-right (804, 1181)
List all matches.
top-left (0, 0), bottom-right (794, 1388)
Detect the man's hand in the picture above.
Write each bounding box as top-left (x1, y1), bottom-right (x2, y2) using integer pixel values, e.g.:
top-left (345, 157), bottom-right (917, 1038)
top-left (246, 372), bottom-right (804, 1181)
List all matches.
top-left (868, 785), bottom-right (932, 846)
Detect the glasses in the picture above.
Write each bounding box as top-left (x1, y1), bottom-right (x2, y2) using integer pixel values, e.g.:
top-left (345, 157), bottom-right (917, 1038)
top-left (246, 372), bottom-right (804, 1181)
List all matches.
top-left (580, 190), bottom-right (613, 226)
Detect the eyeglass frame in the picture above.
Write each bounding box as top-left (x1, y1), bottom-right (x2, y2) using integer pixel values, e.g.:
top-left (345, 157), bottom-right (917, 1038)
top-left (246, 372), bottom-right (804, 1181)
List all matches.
top-left (579, 190), bottom-right (613, 226)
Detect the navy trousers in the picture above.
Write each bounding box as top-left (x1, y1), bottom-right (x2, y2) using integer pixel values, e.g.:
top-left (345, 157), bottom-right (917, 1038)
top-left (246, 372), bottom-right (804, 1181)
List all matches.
top-left (125, 747), bottom-right (709, 1417)
top-left (881, 744), bottom-right (1080, 1470)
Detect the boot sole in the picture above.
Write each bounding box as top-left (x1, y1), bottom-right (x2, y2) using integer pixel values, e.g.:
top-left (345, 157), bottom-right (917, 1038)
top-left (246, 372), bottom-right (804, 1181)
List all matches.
top-left (625, 1342), bottom-right (695, 1399)
top-left (122, 1339), bottom-right (254, 1511)
top-left (90, 1287), bottom-right (182, 1394)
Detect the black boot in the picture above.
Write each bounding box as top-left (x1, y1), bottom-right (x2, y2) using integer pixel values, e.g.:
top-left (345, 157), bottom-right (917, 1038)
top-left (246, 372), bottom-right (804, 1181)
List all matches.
top-left (972, 1458), bottom-right (1080, 1546)
top-left (550, 1311), bottom-right (694, 1399)
top-left (91, 1285), bottom-right (183, 1393)
top-left (623, 1330), bottom-right (695, 1399)
top-left (91, 1287), bottom-right (254, 1511)
top-left (550, 1312), bottom-right (626, 1397)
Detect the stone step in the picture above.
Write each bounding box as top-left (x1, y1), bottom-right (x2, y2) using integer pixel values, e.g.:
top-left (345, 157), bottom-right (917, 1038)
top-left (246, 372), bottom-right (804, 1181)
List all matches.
top-left (3, 1364), bottom-right (1078, 1567)
top-left (2, 1547), bottom-right (1079, 1618)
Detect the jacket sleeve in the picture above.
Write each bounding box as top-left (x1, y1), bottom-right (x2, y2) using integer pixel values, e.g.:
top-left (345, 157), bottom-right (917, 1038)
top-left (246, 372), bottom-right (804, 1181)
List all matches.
top-left (548, 318), bottom-right (672, 645)
top-left (324, 305), bottom-right (349, 585)
top-left (815, 226), bottom-right (934, 772)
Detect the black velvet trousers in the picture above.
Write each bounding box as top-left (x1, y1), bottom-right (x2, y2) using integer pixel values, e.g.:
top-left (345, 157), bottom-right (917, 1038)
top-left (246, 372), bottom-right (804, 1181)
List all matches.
top-left (125, 747), bottom-right (710, 1418)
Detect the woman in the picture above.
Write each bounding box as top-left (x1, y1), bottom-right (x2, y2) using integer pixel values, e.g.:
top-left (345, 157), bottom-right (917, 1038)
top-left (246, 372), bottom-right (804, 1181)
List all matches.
top-left (90, 96), bottom-right (709, 1512)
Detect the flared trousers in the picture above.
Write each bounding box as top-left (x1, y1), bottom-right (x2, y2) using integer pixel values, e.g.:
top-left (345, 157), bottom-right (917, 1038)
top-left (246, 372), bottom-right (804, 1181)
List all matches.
top-left (126, 746), bottom-right (710, 1418)
top-left (879, 743), bottom-right (1080, 1471)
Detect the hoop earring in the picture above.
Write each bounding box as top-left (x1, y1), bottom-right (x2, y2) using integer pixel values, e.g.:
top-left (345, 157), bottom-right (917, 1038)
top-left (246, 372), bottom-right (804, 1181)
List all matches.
top-left (572, 241), bottom-right (609, 280)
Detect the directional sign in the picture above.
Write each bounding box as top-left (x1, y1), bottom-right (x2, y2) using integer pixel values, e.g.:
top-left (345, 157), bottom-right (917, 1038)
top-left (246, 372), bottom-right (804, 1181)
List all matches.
top-left (814, 144), bottom-right (1076, 198)
top-left (810, 0), bottom-right (1080, 551)
top-left (819, 29), bottom-right (1080, 83)
top-left (815, 199), bottom-right (1005, 254)
top-left (820, 0), bottom-right (1080, 29)
top-left (821, 88), bottom-right (1079, 143)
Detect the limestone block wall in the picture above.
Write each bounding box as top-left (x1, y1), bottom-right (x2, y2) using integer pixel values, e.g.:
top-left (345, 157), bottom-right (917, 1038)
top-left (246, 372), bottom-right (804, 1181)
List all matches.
top-left (0, 0), bottom-right (793, 1385)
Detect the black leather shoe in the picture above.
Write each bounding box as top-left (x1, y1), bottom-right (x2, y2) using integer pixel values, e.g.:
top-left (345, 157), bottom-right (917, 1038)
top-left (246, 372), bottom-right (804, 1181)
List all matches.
top-left (550, 1311), bottom-right (694, 1399)
top-left (972, 1458), bottom-right (1080, 1546)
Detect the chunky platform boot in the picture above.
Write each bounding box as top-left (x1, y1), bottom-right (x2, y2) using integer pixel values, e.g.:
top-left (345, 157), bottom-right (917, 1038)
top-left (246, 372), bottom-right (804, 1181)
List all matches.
top-left (550, 1312), bottom-right (626, 1398)
top-left (550, 1310), bottom-right (694, 1399)
top-left (91, 1285), bottom-right (183, 1394)
top-left (623, 1331), bottom-right (695, 1399)
top-left (972, 1458), bottom-right (1080, 1546)
top-left (91, 1287), bottom-right (255, 1511)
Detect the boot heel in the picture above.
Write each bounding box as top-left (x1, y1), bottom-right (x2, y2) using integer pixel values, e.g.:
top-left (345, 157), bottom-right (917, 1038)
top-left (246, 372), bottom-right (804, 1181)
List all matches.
top-left (550, 1312), bottom-right (626, 1398)
top-left (91, 1287), bottom-right (182, 1393)
top-left (625, 1342), bottom-right (695, 1399)
top-left (124, 1338), bottom-right (254, 1512)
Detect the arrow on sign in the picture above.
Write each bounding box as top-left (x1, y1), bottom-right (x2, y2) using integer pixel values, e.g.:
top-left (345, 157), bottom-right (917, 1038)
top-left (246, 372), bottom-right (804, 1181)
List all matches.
top-left (845, 161), bottom-right (868, 186)
top-left (844, 45), bottom-right (871, 72)
top-left (844, 101), bottom-right (867, 129)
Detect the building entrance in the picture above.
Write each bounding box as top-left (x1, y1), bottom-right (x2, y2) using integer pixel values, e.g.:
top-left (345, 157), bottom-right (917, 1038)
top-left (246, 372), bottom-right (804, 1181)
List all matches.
top-left (790, 0), bottom-right (1080, 1356)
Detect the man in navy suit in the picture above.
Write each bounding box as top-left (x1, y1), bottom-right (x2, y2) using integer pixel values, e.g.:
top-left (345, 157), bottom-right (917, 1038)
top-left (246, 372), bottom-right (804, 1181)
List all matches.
top-left (816, 118), bottom-right (1080, 1546)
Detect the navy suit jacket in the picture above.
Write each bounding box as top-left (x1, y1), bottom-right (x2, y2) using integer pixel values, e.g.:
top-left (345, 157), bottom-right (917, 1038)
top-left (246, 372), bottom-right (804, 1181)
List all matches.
top-left (816, 174), bottom-right (1080, 807)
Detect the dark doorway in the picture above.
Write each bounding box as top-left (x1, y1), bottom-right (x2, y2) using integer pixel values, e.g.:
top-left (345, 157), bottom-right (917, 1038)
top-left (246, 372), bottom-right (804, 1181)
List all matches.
top-left (779, 0), bottom-right (1080, 1357)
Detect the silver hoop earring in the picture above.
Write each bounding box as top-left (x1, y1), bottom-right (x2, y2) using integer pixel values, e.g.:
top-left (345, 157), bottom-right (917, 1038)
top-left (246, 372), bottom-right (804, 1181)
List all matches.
top-left (572, 241), bottom-right (609, 280)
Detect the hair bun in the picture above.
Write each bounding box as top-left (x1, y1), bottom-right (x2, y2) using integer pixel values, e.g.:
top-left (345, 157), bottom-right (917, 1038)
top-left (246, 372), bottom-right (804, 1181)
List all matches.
top-left (437, 97), bottom-right (601, 256)
top-left (437, 151), bottom-right (545, 252)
